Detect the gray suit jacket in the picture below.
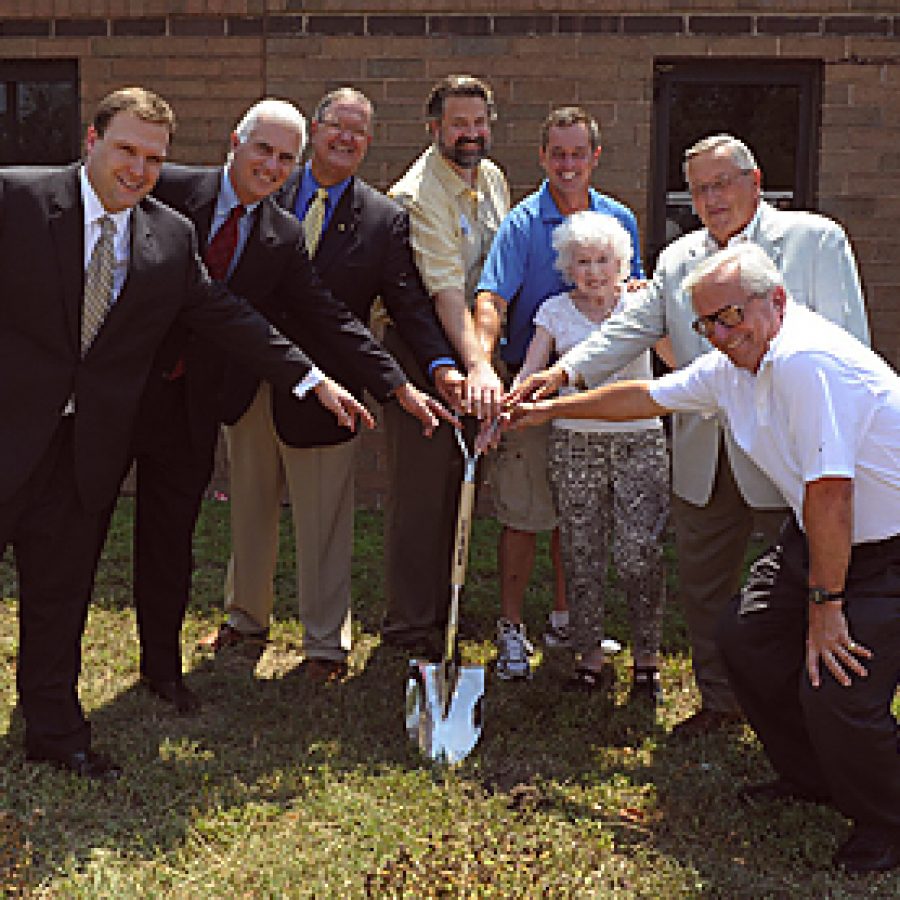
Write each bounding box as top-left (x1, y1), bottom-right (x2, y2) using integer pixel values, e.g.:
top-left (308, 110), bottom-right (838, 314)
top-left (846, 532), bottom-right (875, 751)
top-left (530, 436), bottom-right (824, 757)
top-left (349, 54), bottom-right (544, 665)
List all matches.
top-left (563, 201), bottom-right (870, 508)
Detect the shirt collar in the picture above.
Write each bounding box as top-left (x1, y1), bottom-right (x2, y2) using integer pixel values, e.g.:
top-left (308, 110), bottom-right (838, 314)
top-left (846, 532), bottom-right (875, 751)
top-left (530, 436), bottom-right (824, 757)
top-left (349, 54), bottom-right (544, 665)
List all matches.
top-left (301, 161), bottom-right (351, 205)
top-left (428, 146), bottom-right (482, 202)
top-left (703, 202), bottom-right (763, 253)
top-left (79, 165), bottom-right (132, 234)
top-left (219, 166), bottom-right (261, 216)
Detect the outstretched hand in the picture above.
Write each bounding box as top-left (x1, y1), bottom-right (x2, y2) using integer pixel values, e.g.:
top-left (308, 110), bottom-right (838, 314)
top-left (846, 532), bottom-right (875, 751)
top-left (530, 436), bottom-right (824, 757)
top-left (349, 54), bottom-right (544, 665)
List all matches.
top-left (313, 377), bottom-right (376, 432)
top-left (503, 363), bottom-right (568, 408)
top-left (394, 382), bottom-right (460, 437)
top-left (464, 361), bottom-right (504, 422)
top-left (432, 365), bottom-right (467, 415)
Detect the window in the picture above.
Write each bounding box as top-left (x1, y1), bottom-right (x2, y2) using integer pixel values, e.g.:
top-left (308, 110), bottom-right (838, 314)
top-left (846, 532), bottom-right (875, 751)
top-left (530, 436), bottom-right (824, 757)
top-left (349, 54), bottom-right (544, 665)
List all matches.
top-left (649, 60), bottom-right (821, 266)
top-left (0, 60), bottom-right (79, 165)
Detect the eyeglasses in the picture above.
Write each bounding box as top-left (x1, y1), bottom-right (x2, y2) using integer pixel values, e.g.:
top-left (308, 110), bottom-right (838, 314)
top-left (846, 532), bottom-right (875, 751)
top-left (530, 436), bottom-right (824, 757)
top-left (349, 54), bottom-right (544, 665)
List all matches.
top-left (318, 118), bottom-right (369, 141)
top-left (688, 170), bottom-right (753, 201)
top-left (691, 293), bottom-right (765, 338)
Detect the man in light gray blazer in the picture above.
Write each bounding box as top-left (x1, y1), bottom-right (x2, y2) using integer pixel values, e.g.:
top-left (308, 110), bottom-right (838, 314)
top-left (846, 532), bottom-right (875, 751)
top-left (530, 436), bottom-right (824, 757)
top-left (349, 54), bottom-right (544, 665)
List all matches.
top-left (509, 134), bottom-right (870, 738)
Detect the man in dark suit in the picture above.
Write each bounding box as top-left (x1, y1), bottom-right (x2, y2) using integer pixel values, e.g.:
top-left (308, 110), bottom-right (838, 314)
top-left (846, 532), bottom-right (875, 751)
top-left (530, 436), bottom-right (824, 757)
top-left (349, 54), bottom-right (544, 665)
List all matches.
top-left (132, 99), bottom-right (451, 711)
top-left (0, 87), bottom-right (375, 779)
top-left (201, 87), bottom-right (463, 679)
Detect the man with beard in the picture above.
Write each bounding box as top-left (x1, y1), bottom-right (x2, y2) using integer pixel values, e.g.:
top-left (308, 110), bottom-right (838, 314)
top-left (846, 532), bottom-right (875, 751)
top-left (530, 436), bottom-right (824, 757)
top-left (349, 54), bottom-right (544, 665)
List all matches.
top-left (473, 107), bottom-right (647, 681)
top-left (380, 75), bottom-right (509, 650)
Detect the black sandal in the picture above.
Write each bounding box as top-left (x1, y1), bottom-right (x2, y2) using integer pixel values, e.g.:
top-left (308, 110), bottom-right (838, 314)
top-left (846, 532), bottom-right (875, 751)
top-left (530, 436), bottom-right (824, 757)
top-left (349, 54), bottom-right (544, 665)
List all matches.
top-left (565, 662), bottom-right (615, 693)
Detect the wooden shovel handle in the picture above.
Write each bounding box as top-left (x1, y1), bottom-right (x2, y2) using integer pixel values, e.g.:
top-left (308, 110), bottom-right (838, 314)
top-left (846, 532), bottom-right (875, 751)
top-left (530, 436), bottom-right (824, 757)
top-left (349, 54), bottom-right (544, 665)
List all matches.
top-left (451, 480), bottom-right (476, 587)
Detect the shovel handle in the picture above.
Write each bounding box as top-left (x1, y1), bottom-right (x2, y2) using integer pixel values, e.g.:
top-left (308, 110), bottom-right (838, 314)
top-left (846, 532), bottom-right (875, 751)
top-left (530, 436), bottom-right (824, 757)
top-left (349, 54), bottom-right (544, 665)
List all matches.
top-left (451, 480), bottom-right (477, 587)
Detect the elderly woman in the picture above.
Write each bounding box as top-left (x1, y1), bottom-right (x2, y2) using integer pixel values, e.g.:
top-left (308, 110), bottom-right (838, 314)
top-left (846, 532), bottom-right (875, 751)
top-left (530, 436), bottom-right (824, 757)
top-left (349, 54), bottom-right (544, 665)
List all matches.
top-left (514, 211), bottom-right (670, 699)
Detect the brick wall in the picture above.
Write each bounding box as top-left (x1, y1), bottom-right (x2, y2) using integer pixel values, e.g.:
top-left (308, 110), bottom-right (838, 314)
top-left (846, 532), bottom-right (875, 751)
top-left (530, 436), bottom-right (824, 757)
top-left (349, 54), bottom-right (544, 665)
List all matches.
top-left (1, 2), bottom-right (898, 505)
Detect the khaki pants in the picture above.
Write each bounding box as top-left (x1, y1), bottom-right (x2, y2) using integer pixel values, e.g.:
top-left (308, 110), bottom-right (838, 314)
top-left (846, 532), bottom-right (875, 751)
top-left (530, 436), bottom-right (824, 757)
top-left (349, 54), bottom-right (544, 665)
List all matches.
top-left (224, 383), bottom-right (355, 662)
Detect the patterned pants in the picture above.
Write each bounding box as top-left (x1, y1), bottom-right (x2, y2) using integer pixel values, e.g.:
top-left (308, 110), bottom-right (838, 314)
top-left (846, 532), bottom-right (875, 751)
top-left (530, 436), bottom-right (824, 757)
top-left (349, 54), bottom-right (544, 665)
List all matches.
top-left (548, 427), bottom-right (669, 659)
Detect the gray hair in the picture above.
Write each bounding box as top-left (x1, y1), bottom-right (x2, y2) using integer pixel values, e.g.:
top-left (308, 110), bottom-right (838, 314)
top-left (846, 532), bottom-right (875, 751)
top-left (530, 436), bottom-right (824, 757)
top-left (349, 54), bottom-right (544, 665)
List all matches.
top-left (552, 211), bottom-right (633, 285)
top-left (682, 243), bottom-right (783, 304)
top-left (233, 98), bottom-right (307, 159)
top-left (682, 134), bottom-right (758, 181)
top-left (313, 86), bottom-right (375, 127)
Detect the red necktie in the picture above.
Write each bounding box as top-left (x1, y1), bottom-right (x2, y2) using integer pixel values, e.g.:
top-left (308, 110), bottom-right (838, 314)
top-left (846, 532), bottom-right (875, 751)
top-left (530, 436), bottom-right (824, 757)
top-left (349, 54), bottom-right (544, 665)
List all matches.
top-left (204, 204), bottom-right (244, 281)
top-left (166, 204), bottom-right (245, 380)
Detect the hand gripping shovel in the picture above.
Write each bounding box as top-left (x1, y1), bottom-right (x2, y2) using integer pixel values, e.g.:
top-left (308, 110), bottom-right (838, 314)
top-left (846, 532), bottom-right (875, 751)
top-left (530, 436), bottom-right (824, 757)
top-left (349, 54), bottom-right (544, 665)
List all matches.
top-left (405, 424), bottom-right (487, 764)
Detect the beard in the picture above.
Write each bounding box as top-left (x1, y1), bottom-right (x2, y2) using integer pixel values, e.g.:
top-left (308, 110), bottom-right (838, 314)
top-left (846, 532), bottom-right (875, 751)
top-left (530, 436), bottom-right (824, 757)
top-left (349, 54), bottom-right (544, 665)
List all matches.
top-left (439, 134), bottom-right (488, 169)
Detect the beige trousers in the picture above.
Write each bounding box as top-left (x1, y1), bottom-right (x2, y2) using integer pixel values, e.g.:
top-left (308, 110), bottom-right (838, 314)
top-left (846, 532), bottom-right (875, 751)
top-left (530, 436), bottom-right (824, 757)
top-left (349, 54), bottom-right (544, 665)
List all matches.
top-left (224, 383), bottom-right (355, 661)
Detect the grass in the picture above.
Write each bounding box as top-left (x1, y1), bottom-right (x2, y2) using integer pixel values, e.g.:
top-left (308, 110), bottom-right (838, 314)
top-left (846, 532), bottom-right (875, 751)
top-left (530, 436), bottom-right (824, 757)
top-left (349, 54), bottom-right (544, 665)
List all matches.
top-left (1, 497), bottom-right (897, 898)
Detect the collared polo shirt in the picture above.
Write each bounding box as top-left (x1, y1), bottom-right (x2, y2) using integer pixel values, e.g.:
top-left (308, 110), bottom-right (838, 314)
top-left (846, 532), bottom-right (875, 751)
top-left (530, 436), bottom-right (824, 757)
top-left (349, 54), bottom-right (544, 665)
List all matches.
top-left (649, 302), bottom-right (900, 543)
top-left (477, 180), bottom-right (645, 367)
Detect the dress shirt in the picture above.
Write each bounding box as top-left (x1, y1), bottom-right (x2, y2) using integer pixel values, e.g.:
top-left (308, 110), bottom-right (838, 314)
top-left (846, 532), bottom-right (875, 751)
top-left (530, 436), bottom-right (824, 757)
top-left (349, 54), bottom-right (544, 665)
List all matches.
top-left (649, 302), bottom-right (900, 543)
top-left (390, 145), bottom-right (509, 305)
top-left (292, 162), bottom-right (350, 234)
top-left (214, 167), bottom-right (261, 277)
top-left (79, 167), bottom-right (131, 300)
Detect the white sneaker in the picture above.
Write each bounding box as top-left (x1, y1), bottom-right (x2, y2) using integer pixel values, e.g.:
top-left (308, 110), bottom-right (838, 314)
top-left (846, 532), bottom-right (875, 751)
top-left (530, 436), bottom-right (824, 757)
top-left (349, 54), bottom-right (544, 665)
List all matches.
top-left (541, 614), bottom-right (571, 648)
top-left (495, 619), bottom-right (533, 680)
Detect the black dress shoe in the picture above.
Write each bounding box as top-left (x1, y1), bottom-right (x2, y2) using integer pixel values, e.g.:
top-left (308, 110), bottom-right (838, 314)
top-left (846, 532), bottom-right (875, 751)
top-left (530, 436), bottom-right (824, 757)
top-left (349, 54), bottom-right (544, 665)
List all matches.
top-left (737, 778), bottom-right (831, 806)
top-left (834, 824), bottom-right (900, 875)
top-left (26, 748), bottom-right (122, 781)
top-left (141, 675), bottom-right (201, 715)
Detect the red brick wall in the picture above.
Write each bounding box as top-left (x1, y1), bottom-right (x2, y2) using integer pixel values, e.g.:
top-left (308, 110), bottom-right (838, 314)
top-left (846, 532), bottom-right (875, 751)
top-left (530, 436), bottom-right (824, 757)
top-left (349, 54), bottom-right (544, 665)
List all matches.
top-left (1, 2), bottom-right (898, 504)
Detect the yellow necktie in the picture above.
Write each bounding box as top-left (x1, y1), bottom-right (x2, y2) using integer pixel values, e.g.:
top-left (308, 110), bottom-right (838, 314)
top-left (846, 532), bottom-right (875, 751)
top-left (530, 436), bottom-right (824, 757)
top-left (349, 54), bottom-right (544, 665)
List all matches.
top-left (81, 215), bottom-right (116, 355)
top-left (303, 187), bottom-right (329, 256)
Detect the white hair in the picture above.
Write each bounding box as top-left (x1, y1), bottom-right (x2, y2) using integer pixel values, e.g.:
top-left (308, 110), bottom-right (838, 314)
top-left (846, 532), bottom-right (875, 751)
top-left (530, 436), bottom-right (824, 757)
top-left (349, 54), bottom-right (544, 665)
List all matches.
top-left (682, 133), bottom-right (758, 181)
top-left (682, 243), bottom-right (783, 302)
top-left (232, 98), bottom-right (306, 159)
top-left (552, 211), bottom-right (633, 285)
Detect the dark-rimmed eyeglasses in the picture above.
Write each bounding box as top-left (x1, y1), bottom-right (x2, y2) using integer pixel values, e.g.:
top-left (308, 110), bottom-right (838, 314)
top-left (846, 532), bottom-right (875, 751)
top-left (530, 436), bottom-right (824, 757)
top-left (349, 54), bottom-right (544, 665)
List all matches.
top-left (691, 293), bottom-right (766, 339)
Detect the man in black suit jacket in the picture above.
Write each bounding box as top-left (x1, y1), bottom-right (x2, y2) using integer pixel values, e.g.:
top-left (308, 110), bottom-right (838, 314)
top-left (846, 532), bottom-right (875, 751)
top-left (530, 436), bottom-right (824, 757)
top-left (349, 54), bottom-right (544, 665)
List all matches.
top-left (0, 87), bottom-right (374, 779)
top-left (202, 87), bottom-right (463, 679)
top-left (134, 98), bottom-right (451, 710)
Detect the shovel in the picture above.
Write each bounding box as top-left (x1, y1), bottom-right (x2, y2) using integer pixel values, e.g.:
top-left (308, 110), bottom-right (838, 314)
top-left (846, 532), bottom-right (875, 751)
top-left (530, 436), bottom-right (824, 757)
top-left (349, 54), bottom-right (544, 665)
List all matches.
top-left (405, 423), bottom-right (488, 765)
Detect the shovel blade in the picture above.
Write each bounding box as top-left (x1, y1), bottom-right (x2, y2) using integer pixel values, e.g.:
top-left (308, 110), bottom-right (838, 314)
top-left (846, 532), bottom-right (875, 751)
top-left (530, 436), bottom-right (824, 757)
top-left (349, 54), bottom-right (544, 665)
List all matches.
top-left (405, 660), bottom-right (484, 764)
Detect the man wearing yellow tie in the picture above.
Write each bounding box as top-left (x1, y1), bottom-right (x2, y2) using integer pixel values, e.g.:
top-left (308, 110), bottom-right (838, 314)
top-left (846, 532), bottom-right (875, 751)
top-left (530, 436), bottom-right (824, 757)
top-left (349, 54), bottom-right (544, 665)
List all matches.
top-left (136, 98), bottom-right (453, 695)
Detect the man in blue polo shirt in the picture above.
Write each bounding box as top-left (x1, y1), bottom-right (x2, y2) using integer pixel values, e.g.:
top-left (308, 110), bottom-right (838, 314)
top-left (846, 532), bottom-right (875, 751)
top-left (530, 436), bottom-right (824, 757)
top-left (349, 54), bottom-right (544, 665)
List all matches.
top-left (474, 106), bottom-right (645, 679)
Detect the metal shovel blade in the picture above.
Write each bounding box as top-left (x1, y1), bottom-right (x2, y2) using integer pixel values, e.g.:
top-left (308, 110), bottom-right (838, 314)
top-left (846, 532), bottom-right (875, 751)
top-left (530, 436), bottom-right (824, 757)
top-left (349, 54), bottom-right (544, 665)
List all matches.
top-left (405, 659), bottom-right (484, 764)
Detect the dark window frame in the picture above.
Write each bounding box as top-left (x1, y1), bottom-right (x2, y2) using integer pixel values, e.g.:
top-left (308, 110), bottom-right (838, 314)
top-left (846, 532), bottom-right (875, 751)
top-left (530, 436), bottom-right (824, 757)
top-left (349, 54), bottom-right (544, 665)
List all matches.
top-left (0, 59), bottom-right (80, 166)
top-left (649, 58), bottom-right (822, 265)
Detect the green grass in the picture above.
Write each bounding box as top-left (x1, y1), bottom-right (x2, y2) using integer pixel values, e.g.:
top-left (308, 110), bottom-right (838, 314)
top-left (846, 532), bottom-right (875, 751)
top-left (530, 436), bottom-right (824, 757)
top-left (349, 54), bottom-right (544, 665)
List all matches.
top-left (1, 498), bottom-right (897, 897)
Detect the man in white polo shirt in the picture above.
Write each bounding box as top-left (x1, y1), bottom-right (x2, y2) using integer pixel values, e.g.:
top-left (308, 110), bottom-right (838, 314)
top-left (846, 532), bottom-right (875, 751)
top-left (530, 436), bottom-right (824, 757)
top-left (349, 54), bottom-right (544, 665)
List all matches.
top-left (506, 242), bottom-right (899, 875)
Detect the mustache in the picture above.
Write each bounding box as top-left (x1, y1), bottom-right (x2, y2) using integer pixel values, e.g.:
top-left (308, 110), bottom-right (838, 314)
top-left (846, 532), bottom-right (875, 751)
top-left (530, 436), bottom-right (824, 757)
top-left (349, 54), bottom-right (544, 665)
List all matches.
top-left (453, 135), bottom-right (486, 152)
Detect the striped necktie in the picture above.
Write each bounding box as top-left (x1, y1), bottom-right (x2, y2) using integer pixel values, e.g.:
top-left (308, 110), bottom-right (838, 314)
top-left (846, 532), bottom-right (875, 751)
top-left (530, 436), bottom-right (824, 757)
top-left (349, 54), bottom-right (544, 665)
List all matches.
top-left (81, 214), bottom-right (116, 355)
top-left (303, 187), bottom-right (329, 256)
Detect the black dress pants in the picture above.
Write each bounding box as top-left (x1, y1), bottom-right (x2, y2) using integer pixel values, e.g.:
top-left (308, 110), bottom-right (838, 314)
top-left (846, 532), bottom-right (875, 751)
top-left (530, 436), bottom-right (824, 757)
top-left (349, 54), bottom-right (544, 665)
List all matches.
top-left (718, 517), bottom-right (900, 829)
top-left (0, 420), bottom-right (109, 756)
top-left (131, 376), bottom-right (218, 682)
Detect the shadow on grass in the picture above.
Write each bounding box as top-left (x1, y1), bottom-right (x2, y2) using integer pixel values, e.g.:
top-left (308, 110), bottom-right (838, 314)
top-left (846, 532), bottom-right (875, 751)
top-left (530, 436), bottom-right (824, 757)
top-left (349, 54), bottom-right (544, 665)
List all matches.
top-left (1, 501), bottom-right (897, 896)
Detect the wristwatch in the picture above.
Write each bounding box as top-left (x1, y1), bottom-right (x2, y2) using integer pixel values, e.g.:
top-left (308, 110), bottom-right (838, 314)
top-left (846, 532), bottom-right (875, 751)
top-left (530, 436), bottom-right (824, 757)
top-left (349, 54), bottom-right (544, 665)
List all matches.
top-left (808, 587), bottom-right (845, 605)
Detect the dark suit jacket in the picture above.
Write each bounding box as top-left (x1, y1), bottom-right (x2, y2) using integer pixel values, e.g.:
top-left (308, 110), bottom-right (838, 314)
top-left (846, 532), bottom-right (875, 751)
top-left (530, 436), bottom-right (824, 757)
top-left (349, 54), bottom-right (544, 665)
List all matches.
top-left (0, 163), bottom-right (313, 511)
top-left (268, 169), bottom-right (456, 447)
top-left (145, 164), bottom-right (406, 454)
